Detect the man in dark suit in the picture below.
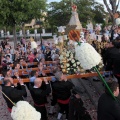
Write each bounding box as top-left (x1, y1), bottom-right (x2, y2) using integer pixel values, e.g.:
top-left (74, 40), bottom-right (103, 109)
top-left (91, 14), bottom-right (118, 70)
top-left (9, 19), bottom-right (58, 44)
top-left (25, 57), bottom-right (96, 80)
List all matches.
top-left (33, 53), bottom-right (39, 62)
top-left (105, 41), bottom-right (120, 88)
top-left (2, 79), bottom-right (27, 112)
top-left (97, 81), bottom-right (120, 120)
top-left (52, 71), bottom-right (74, 120)
top-left (29, 78), bottom-right (51, 120)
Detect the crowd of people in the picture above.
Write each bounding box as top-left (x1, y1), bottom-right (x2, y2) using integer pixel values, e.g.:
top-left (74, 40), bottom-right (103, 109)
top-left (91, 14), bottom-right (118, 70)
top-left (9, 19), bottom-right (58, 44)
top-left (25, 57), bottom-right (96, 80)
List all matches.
top-left (0, 37), bottom-right (92, 120)
top-left (0, 24), bottom-right (120, 120)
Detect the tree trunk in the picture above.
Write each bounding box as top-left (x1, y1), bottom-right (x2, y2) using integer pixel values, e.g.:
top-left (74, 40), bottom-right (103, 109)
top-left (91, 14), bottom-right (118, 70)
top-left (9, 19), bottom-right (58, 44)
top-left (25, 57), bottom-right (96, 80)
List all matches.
top-left (13, 24), bottom-right (17, 49)
top-left (103, 0), bottom-right (120, 27)
top-left (22, 24), bottom-right (26, 39)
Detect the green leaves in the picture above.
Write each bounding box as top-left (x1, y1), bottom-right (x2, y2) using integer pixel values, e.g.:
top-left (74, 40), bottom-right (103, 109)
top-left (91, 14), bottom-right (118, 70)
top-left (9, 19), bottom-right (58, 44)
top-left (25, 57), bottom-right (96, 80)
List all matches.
top-left (46, 0), bottom-right (106, 27)
top-left (0, 0), bottom-right (47, 26)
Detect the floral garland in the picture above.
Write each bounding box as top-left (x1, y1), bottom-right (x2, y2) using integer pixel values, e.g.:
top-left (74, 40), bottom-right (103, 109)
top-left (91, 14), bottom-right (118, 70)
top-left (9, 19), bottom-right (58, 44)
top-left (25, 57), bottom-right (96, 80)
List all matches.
top-left (59, 48), bottom-right (81, 74)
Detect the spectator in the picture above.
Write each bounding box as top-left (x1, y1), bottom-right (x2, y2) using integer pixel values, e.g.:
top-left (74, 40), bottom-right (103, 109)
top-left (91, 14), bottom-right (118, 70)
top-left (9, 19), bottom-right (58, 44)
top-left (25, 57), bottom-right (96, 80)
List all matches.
top-left (97, 81), bottom-right (120, 120)
top-left (45, 47), bottom-right (52, 61)
top-left (33, 53), bottom-right (39, 62)
top-left (28, 51), bottom-right (35, 62)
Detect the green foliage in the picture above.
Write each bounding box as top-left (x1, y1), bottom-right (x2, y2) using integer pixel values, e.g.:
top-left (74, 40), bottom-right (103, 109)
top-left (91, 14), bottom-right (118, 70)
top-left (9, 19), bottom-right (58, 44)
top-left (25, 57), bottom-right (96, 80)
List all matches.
top-left (46, 0), bottom-right (71, 26)
top-left (92, 2), bottom-right (107, 23)
top-left (0, 0), bottom-right (47, 27)
top-left (46, 0), bottom-right (106, 28)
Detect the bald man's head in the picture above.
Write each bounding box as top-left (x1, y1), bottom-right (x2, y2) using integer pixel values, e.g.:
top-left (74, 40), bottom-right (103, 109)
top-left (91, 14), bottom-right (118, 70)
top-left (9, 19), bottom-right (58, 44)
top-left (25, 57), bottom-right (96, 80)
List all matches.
top-left (34, 78), bottom-right (42, 88)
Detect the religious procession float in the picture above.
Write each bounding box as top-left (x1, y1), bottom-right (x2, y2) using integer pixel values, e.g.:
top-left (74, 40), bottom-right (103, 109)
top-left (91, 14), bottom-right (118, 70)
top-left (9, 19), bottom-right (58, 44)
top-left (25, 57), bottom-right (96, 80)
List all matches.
top-left (1, 3), bottom-right (120, 120)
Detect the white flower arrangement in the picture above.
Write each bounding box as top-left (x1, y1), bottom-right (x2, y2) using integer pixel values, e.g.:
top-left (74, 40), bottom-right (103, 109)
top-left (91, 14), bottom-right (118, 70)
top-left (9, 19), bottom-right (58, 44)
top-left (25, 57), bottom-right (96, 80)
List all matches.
top-left (75, 43), bottom-right (102, 70)
top-left (59, 49), bottom-right (81, 74)
top-left (11, 101), bottom-right (41, 120)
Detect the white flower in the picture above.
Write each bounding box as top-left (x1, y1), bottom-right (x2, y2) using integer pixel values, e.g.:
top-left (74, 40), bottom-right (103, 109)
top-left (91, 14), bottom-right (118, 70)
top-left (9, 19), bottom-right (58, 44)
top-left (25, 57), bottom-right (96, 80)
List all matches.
top-left (67, 58), bottom-right (71, 61)
top-left (67, 68), bottom-right (70, 70)
top-left (71, 59), bottom-right (75, 63)
top-left (66, 63), bottom-right (70, 67)
top-left (73, 63), bottom-right (76, 67)
top-left (74, 69), bottom-right (77, 72)
top-left (70, 54), bottom-right (73, 59)
top-left (75, 43), bottom-right (102, 70)
top-left (61, 65), bottom-right (64, 68)
top-left (59, 55), bottom-right (63, 60)
top-left (66, 53), bottom-right (69, 57)
top-left (11, 101), bottom-right (41, 120)
top-left (77, 62), bottom-right (80, 65)
top-left (67, 51), bottom-right (70, 54)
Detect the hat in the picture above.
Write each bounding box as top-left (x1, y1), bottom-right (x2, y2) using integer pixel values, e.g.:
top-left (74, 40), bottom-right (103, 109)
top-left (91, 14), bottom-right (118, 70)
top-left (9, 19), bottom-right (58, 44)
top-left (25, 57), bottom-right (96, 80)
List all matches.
top-left (54, 71), bottom-right (63, 80)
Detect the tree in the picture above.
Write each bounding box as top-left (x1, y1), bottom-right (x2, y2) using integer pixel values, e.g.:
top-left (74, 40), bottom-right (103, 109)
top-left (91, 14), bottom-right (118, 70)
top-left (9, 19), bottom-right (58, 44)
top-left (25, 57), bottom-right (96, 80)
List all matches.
top-left (92, 2), bottom-right (107, 24)
top-left (46, 0), bottom-right (106, 31)
top-left (103, 0), bottom-right (120, 26)
top-left (0, 0), bottom-right (47, 47)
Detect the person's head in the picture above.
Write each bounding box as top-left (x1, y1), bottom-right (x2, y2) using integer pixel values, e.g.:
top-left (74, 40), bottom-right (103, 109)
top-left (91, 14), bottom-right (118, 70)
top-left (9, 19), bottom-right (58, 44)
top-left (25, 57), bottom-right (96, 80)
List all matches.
top-left (3, 70), bottom-right (11, 77)
top-left (14, 62), bottom-right (20, 69)
top-left (13, 71), bottom-right (19, 77)
top-left (6, 55), bottom-right (10, 60)
top-left (34, 78), bottom-right (42, 88)
top-left (34, 48), bottom-right (37, 52)
top-left (19, 58), bottom-right (24, 63)
top-left (41, 58), bottom-right (45, 63)
top-left (109, 42), bottom-right (114, 48)
top-left (4, 79), bottom-right (12, 86)
top-left (105, 43), bottom-right (109, 48)
top-left (6, 49), bottom-right (10, 54)
top-left (52, 67), bottom-right (60, 73)
top-left (31, 70), bottom-right (39, 77)
top-left (29, 51), bottom-right (33, 55)
top-left (105, 81), bottom-right (119, 97)
top-left (38, 61), bottom-right (43, 68)
top-left (54, 71), bottom-right (66, 81)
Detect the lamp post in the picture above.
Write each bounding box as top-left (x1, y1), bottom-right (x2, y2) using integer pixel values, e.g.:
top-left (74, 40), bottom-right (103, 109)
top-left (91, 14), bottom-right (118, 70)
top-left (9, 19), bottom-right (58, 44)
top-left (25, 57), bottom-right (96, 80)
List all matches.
top-left (34, 29), bottom-right (37, 41)
top-left (36, 21), bottom-right (43, 46)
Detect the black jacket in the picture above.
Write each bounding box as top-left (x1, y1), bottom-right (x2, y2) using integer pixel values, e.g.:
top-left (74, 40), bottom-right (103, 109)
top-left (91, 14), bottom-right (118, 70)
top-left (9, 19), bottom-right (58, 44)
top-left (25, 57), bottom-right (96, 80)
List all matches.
top-left (97, 93), bottom-right (120, 120)
top-left (69, 95), bottom-right (91, 120)
top-left (2, 85), bottom-right (26, 108)
top-left (105, 47), bottom-right (120, 74)
top-left (29, 82), bottom-right (51, 105)
top-left (33, 58), bottom-right (39, 62)
top-left (52, 80), bottom-right (74, 100)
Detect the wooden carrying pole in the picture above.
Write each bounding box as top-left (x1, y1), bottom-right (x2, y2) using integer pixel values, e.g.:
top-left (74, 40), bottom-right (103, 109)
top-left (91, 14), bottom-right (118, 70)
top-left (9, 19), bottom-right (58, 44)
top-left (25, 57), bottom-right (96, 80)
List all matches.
top-left (0, 72), bottom-right (103, 85)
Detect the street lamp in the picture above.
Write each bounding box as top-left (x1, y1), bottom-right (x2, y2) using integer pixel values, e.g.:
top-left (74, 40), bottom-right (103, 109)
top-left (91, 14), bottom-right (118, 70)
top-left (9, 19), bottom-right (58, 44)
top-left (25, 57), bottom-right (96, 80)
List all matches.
top-left (36, 21), bottom-right (43, 45)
